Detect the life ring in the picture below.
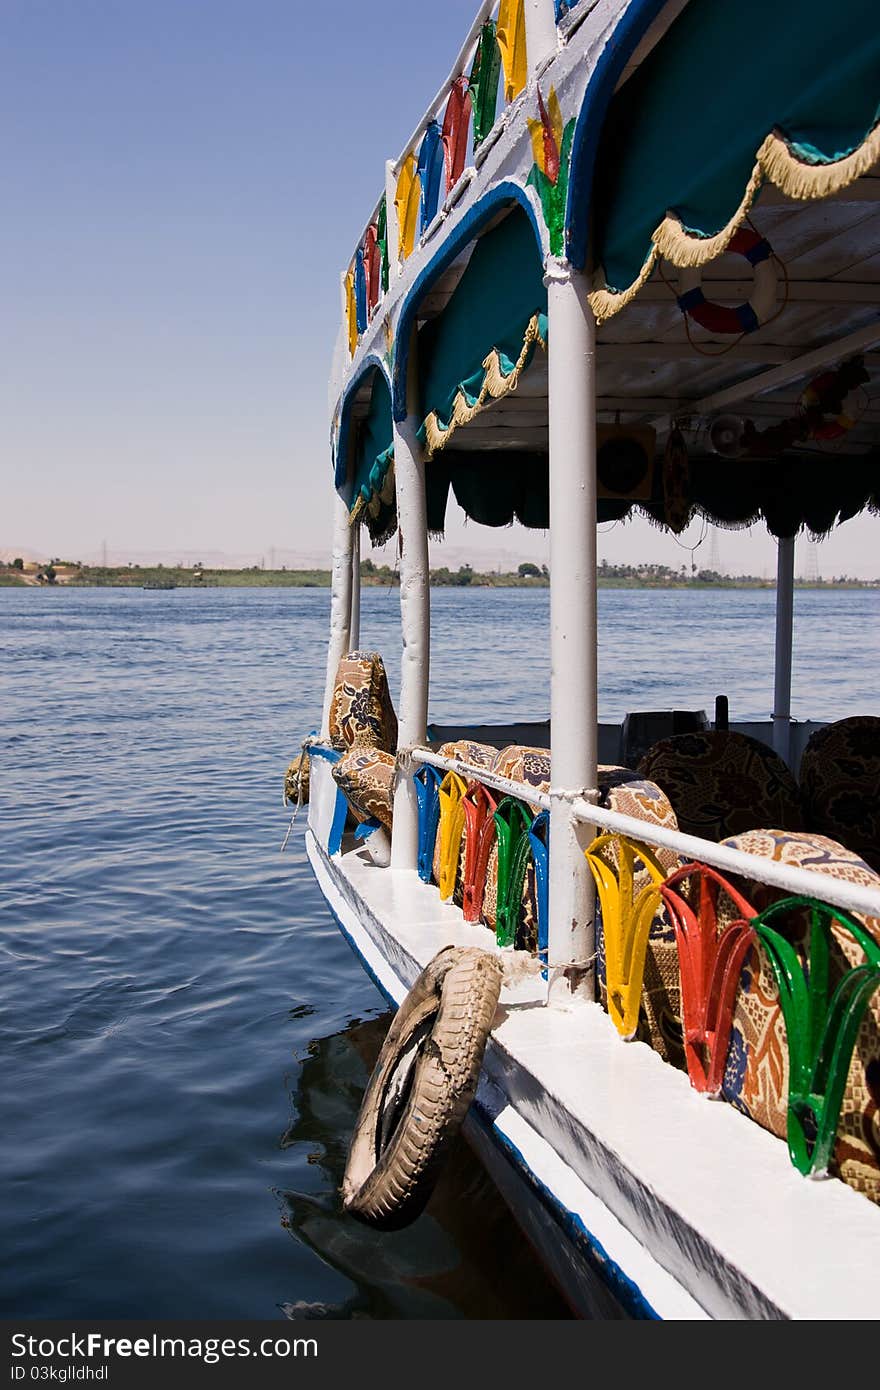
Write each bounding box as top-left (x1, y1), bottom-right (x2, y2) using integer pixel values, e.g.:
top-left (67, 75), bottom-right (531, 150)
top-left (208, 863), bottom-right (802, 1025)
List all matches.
top-left (341, 945), bottom-right (502, 1229)
top-left (676, 228), bottom-right (777, 335)
top-left (800, 369), bottom-right (859, 441)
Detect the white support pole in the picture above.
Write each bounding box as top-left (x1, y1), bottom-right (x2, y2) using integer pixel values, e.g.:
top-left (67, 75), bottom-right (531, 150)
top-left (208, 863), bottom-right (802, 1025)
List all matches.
top-left (320, 493), bottom-right (354, 740)
top-left (350, 522), bottom-right (361, 651)
top-left (772, 534), bottom-right (796, 765)
top-left (546, 261), bottom-right (598, 1003)
top-left (391, 329), bottom-right (430, 870)
top-left (524, 0), bottom-right (558, 76)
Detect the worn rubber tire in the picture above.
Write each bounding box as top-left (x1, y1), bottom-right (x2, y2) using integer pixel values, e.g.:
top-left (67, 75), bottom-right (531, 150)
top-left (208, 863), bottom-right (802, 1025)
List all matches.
top-left (341, 945), bottom-right (503, 1230)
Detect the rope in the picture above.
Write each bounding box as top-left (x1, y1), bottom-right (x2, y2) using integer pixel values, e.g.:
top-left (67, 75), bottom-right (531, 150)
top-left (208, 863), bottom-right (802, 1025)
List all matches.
top-left (394, 744), bottom-right (417, 775)
top-left (280, 735), bottom-right (318, 853)
top-left (551, 786), bottom-right (600, 804)
top-left (280, 809), bottom-right (299, 854)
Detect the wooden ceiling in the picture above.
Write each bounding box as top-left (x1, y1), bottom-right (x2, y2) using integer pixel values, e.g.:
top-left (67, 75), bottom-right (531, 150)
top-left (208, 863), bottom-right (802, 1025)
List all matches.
top-left (444, 174), bottom-right (880, 457)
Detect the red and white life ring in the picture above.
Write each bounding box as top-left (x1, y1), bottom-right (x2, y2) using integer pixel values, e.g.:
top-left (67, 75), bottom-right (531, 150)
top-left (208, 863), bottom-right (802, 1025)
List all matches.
top-left (676, 228), bottom-right (777, 335)
top-left (800, 369), bottom-right (860, 441)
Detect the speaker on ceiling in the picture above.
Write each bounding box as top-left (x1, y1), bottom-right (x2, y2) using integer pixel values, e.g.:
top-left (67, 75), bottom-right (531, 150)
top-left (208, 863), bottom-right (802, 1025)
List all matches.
top-left (708, 415), bottom-right (746, 458)
top-left (595, 424), bottom-right (656, 500)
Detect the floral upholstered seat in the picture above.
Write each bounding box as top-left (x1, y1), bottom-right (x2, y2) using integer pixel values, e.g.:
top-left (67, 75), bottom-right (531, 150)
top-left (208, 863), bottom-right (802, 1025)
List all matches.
top-left (328, 651), bottom-right (398, 754)
top-left (719, 828), bottom-right (880, 1207)
top-left (332, 747), bottom-right (396, 830)
top-left (328, 652), bottom-right (398, 831)
top-left (638, 730), bottom-right (803, 842)
top-left (799, 716), bottom-right (880, 873)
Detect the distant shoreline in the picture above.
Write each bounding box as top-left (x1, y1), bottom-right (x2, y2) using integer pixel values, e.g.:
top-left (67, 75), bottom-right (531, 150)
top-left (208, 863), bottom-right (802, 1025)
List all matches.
top-left (1, 562), bottom-right (877, 591)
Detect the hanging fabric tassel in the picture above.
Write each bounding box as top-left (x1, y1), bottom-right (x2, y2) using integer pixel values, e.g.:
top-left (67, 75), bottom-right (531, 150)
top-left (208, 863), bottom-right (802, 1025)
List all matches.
top-left (663, 426), bottom-right (691, 534)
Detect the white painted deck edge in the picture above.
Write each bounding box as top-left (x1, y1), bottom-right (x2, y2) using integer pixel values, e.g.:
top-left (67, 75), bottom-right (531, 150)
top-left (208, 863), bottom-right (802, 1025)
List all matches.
top-left (307, 828), bottom-right (706, 1321)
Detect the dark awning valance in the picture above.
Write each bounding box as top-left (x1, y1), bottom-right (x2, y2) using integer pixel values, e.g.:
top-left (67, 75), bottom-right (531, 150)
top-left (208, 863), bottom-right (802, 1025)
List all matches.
top-left (426, 448), bottom-right (880, 540)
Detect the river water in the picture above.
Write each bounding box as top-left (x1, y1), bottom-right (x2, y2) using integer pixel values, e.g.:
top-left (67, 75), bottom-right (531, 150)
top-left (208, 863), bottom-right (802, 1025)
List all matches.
top-left (1, 584), bottom-right (876, 1318)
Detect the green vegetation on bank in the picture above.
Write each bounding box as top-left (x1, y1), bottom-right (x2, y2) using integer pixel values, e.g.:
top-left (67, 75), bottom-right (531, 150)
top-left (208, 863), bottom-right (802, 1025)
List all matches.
top-left (1, 558), bottom-right (877, 589)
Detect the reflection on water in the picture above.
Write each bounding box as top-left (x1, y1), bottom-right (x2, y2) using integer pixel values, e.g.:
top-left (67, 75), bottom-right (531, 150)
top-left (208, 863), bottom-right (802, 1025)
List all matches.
top-left (277, 1014), bottom-right (572, 1319)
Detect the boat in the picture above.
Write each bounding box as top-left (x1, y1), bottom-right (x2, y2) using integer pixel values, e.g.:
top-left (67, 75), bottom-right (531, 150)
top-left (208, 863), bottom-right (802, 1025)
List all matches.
top-left (142, 580), bottom-right (177, 590)
top-left (292, 0), bottom-right (880, 1319)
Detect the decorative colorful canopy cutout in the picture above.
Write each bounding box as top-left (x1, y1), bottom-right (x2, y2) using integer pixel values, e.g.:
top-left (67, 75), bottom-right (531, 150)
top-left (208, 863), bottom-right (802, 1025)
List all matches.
top-left (497, 0), bottom-right (527, 105)
top-left (441, 76), bottom-right (472, 194)
top-left (417, 121), bottom-right (444, 235)
top-left (395, 153), bottom-right (421, 263)
top-left (469, 21), bottom-right (502, 150)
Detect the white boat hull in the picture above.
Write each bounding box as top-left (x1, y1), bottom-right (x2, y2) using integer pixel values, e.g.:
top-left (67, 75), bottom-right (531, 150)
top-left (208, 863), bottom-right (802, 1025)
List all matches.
top-left (304, 757), bottom-right (880, 1321)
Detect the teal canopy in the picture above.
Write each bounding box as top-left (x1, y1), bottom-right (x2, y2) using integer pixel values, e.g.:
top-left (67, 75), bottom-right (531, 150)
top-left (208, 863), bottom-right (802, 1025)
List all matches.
top-left (349, 369), bottom-right (394, 539)
top-left (417, 208), bottom-right (547, 444)
top-left (593, 0), bottom-right (880, 294)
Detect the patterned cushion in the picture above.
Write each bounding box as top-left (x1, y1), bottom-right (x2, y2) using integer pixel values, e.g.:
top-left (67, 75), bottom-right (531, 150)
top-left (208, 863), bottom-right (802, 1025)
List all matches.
top-left (721, 828), bottom-right (880, 1206)
top-left (435, 740), bottom-right (498, 769)
top-left (328, 651), bottom-right (398, 754)
top-left (331, 747), bottom-right (395, 831)
top-left (799, 716), bottom-right (880, 873)
top-left (481, 839), bottom-right (501, 931)
top-left (638, 730), bottom-right (803, 842)
top-left (473, 755), bottom-right (638, 934)
top-left (491, 745), bottom-right (552, 796)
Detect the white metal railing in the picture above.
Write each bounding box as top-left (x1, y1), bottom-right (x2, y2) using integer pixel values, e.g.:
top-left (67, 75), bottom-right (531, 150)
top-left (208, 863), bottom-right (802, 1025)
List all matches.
top-left (412, 746), bottom-right (551, 809)
top-left (409, 747), bottom-right (880, 921)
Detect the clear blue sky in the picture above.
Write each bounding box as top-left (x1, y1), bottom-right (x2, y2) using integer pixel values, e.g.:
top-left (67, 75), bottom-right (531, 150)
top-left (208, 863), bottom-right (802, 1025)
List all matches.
top-left (2, 0), bottom-right (876, 577)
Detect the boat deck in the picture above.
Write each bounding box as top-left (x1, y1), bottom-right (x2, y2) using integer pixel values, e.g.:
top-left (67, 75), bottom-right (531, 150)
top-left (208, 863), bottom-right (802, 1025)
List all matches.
top-left (306, 792), bottom-right (880, 1320)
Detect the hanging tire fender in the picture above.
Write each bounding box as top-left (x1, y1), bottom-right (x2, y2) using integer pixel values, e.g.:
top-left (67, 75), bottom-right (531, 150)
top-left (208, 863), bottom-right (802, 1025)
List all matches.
top-left (341, 945), bottom-right (503, 1230)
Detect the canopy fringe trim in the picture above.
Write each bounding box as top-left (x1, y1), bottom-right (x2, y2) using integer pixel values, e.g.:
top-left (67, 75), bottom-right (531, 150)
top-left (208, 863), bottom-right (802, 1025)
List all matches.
top-left (422, 313), bottom-right (547, 459)
top-left (589, 122), bottom-right (880, 325)
top-left (349, 457), bottom-right (396, 528)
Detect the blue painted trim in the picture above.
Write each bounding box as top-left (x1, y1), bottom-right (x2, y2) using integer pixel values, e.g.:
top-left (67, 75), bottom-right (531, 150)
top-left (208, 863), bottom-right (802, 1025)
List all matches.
top-left (354, 817), bottom-right (382, 839)
top-left (392, 183), bottom-right (544, 421)
top-left (468, 1096), bottom-right (661, 1320)
top-left (307, 745), bottom-right (348, 854)
top-left (321, 898), bottom-right (399, 1009)
top-left (307, 745), bottom-right (342, 764)
top-left (334, 354), bottom-right (393, 491)
top-left (565, 0), bottom-right (674, 270)
top-left (328, 791), bottom-right (348, 856)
